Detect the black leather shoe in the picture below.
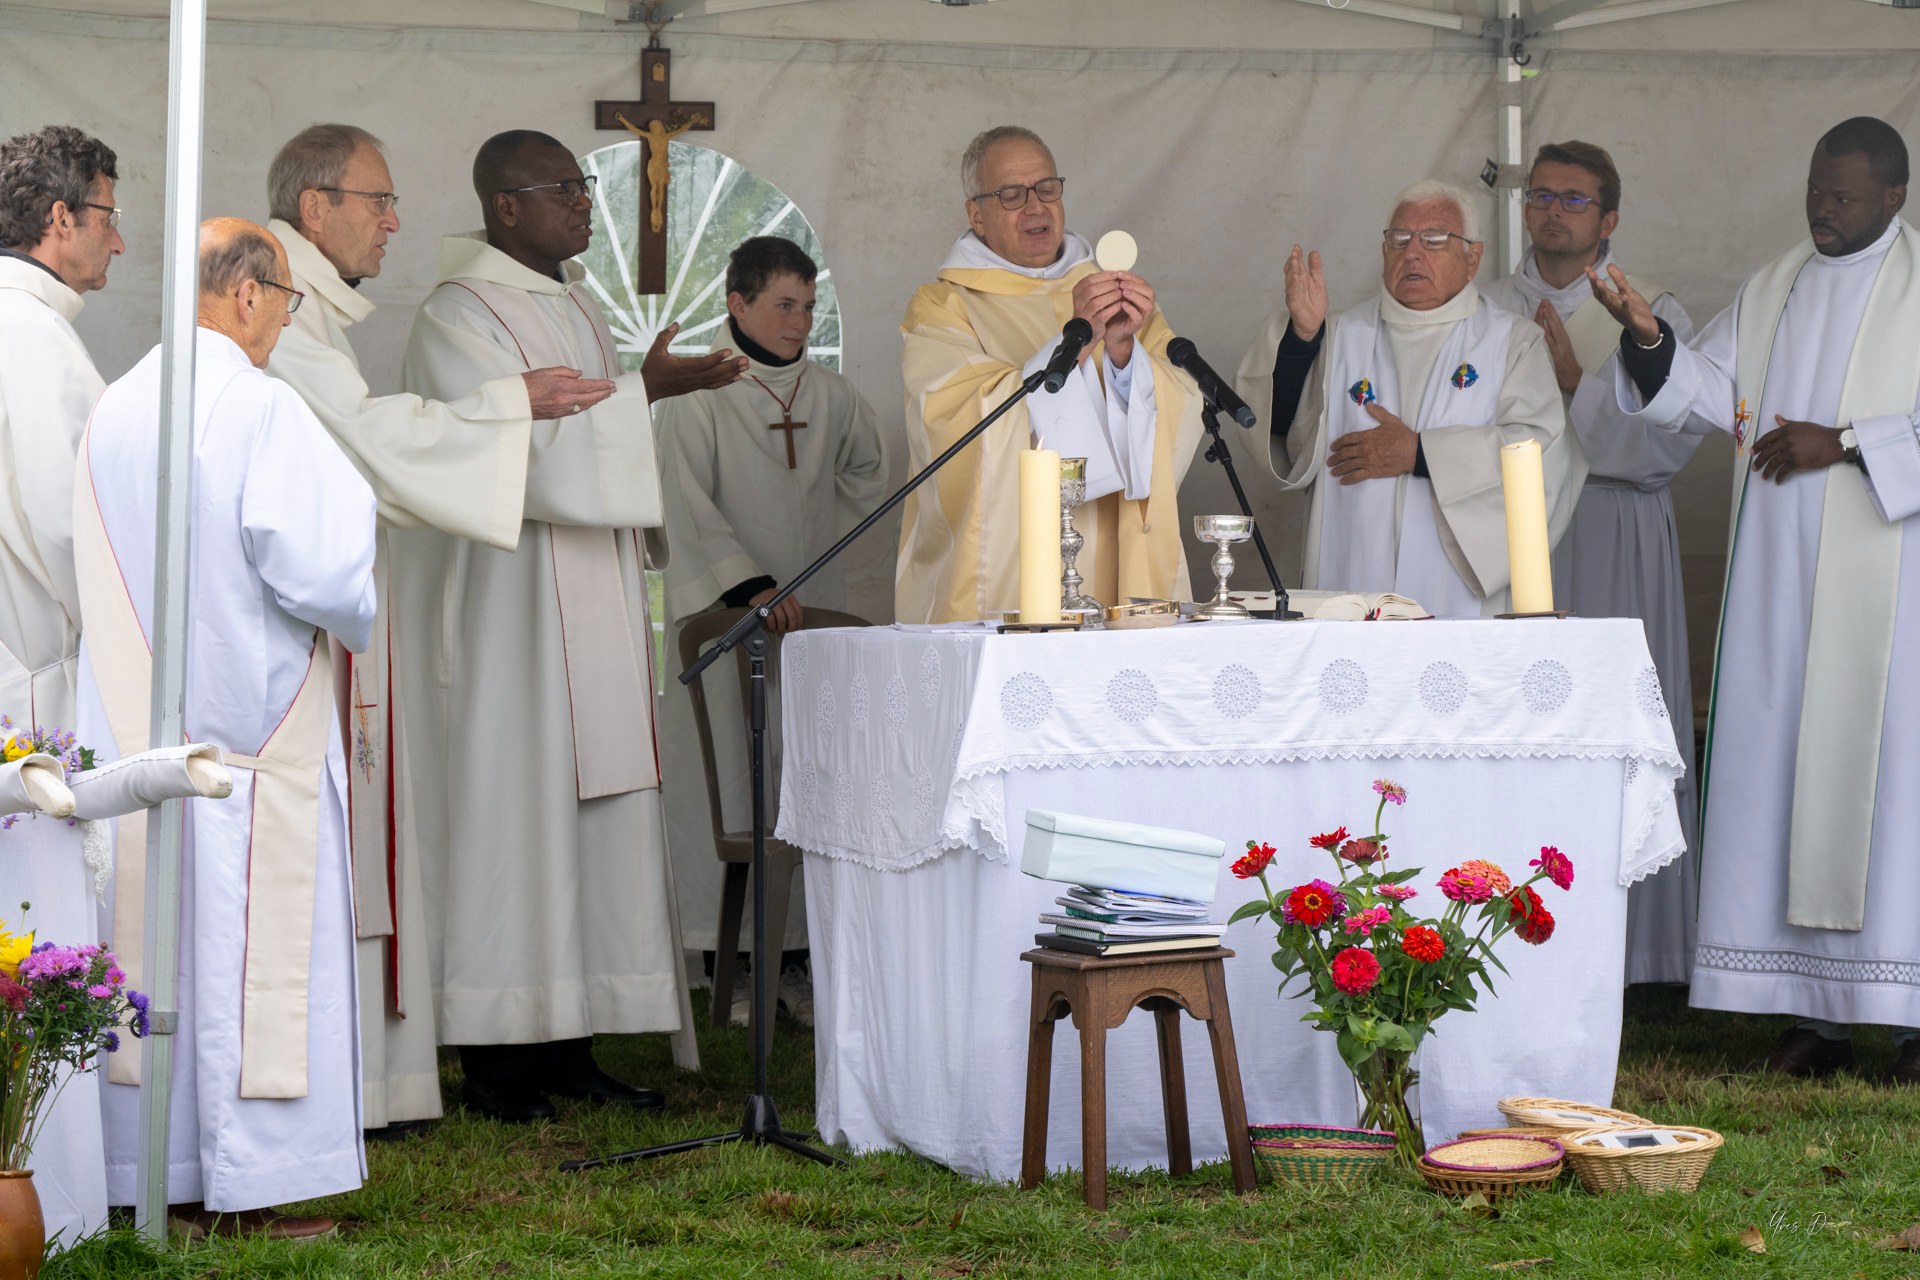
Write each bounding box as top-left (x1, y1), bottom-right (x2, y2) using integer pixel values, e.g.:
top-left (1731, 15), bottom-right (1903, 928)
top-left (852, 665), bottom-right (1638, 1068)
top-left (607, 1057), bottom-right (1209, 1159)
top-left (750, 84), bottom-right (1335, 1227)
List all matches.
top-left (363, 1118), bottom-right (435, 1143)
top-left (1893, 1038), bottom-right (1920, 1086)
top-left (1764, 1027), bottom-right (1854, 1078)
top-left (545, 1065), bottom-right (665, 1110)
top-left (461, 1078), bottom-right (557, 1123)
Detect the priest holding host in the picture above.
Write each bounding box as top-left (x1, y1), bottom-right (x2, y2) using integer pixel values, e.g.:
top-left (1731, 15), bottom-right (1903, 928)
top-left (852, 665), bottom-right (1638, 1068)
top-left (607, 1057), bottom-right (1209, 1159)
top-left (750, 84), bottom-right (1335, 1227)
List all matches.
top-left (1478, 141), bottom-right (1702, 987)
top-left (896, 125), bottom-right (1203, 623)
top-left (1237, 180), bottom-right (1583, 618)
top-left (1594, 116), bottom-right (1920, 1082)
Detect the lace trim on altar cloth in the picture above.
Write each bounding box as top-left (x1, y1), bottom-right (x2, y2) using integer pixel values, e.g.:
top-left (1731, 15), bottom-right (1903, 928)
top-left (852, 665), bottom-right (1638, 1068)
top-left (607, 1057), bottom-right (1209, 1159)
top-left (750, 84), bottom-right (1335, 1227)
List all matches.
top-left (1696, 945), bottom-right (1920, 988)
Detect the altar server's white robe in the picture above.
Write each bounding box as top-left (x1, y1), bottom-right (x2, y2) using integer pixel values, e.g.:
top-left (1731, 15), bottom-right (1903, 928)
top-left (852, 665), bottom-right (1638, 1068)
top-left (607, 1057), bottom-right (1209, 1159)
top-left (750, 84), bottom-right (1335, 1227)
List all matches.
top-left (87, 329), bottom-right (376, 1211)
top-left (656, 344), bottom-right (889, 951)
top-left (0, 253), bottom-right (106, 1244)
top-left (268, 219), bottom-right (535, 1128)
top-left (1244, 284), bottom-right (1580, 617)
top-left (1617, 218), bottom-right (1920, 1027)
top-left (1484, 249), bottom-right (1701, 983)
top-left (396, 234), bottom-right (686, 1049)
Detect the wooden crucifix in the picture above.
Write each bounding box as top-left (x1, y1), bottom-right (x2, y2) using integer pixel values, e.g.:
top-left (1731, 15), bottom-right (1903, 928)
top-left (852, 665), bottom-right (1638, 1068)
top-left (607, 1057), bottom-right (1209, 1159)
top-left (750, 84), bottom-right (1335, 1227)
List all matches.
top-left (595, 44), bottom-right (714, 294)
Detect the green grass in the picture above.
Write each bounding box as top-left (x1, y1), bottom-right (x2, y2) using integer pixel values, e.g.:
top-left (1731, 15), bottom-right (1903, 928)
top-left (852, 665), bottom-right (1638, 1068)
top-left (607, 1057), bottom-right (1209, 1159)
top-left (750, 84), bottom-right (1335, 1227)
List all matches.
top-left (44, 987), bottom-right (1920, 1278)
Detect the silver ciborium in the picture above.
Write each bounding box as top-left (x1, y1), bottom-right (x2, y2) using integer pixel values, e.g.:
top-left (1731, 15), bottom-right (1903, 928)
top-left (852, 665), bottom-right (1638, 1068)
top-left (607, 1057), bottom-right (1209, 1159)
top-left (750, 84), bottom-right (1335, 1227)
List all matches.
top-left (1192, 514), bottom-right (1254, 620)
top-left (1059, 457), bottom-right (1104, 628)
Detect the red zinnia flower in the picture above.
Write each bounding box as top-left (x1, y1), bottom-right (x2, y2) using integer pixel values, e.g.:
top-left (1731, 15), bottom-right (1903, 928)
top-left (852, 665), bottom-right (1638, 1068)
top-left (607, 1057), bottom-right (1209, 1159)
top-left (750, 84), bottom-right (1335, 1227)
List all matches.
top-left (1232, 841), bottom-right (1277, 879)
top-left (1330, 946), bottom-right (1381, 995)
top-left (1400, 925), bottom-right (1445, 964)
top-left (1284, 882), bottom-right (1340, 928)
top-left (1531, 846), bottom-right (1575, 891)
top-left (1309, 826), bottom-right (1350, 851)
top-left (1507, 886), bottom-right (1555, 944)
top-left (1339, 838), bottom-right (1386, 865)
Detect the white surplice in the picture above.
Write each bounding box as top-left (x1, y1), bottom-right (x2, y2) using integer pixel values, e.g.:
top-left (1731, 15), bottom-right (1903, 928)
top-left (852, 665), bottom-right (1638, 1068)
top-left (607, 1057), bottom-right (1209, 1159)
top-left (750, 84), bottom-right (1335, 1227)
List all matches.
top-left (1247, 284), bottom-right (1580, 617)
top-left (1614, 218), bottom-right (1920, 1026)
top-left (267, 219), bottom-right (536, 1129)
top-left (1483, 248), bottom-right (1702, 983)
top-left (0, 251), bottom-right (107, 1245)
top-left (85, 329), bottom-right (376, 1211)
top-left (395, 234), bottom-right (687, 1051)
top-left (656, 341), bottom-right (889, 951)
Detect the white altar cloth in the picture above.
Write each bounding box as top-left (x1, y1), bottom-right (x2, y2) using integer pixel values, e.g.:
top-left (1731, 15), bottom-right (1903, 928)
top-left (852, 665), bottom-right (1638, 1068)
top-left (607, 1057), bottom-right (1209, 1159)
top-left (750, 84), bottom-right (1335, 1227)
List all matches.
top-left (778, 620), bottom-right (1684, 1182)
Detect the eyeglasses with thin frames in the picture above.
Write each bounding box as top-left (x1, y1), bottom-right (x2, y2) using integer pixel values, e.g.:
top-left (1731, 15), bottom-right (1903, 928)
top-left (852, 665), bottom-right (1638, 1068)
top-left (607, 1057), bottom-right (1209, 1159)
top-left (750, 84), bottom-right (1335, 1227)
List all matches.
top-left (76, 202), bottom-right (121, 229)
top-left (500, 175), bottom-right (598, 202)
top-left (1524, 189), bottom-right (1599, 213)
top-left (1383, 228), bottom-right (1477, 252)
top-left (970, 177), bottom-right (1065, 211)
top-left (253, 278), bottom-right (305, 313)
top-left (316, 187), bottom-right (401, 214)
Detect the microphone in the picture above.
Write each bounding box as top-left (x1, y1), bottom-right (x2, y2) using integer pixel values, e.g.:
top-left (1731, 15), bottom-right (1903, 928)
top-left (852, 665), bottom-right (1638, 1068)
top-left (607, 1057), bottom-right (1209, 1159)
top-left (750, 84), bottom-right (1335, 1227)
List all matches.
top-left (1041, 318), bottom-right (1095, 393)
top-left (1166, 336), bottom-right (1257, 429)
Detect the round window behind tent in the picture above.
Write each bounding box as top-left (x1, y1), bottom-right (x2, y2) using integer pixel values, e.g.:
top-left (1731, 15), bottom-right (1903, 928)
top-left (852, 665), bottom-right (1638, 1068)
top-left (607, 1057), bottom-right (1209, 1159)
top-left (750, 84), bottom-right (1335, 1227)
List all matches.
top-left (577, 140), bottom-right (842, 374)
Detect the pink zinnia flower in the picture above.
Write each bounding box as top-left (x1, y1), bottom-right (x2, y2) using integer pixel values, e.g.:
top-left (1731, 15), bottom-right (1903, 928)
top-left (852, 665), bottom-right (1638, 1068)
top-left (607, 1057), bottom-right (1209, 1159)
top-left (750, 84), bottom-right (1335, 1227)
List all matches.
top-left (1378, 884), bottom-right (1418, 901)
top-left (1457, 859), bottom-right (1512, 896)
top-left (1330, 947), bottom-right (1381, 995)
top-left (1372, 779), bottom-right (1408, 805)
top-left (1342, 905), bottom-right (1392, 935)
top-left (1531, 846), bottom-right (1575, 891)
top-left (1439, 867), bottom-right (1493, 904)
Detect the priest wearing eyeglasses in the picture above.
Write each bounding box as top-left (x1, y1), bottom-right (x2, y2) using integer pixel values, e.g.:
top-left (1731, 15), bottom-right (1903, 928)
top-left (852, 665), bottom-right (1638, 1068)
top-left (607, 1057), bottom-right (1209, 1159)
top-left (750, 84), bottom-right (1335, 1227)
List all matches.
top-left (1236, 181), bottom-right (1582, 617)
top-left (896, 125), bottom-right (1202, 623)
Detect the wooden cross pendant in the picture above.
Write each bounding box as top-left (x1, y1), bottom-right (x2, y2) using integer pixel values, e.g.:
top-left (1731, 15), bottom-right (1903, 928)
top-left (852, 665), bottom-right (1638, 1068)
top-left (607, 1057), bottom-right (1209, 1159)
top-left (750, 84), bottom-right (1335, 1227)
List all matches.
top-left (769, 415), bottom-right (807, 469)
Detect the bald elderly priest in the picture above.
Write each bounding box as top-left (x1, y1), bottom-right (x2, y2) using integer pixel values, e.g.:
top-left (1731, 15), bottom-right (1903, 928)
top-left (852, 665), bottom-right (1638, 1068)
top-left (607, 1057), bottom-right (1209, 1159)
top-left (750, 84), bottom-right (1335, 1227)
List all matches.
top-left (1237, 181), bottom-right (1582, 617)
top-left (897, 125), bottom-right (1201, 622)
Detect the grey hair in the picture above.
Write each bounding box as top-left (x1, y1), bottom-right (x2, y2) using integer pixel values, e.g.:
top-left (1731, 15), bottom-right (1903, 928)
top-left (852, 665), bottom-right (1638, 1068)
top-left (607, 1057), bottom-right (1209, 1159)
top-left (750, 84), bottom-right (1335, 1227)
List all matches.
top-left (1388, 179), bottom-right (1483, 244)
top-left (198, 222), bottom-right (281, 298)
top-left (267, 124), bottom-right (383, 226)
top-left (0, 125), bottom-right (118, 249)
top-left (960, 125), bottom-right (1053, 199)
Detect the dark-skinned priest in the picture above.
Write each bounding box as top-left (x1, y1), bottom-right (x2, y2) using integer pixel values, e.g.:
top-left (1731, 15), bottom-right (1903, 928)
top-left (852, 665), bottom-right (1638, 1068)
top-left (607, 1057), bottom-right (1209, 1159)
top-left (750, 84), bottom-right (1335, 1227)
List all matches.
top-left (896, 125), bottom-right (1201, 622)
top-left (393, 130), bottom-right (691, 1123)
top-left (1235, 181), bottom-right (1582, 617)
top-left (1593, 117), bottom-right (1920, 1083)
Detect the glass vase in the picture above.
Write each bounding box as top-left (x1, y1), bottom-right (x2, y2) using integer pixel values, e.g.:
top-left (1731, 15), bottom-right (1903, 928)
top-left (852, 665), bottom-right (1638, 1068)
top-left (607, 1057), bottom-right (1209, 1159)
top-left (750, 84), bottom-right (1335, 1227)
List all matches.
top-left (1352, 1049), bottom-right (1425, 1169)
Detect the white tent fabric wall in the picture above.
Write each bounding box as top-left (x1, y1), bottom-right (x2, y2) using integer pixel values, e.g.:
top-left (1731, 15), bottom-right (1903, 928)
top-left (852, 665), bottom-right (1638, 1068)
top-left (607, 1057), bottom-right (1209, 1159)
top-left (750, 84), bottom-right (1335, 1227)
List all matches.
top-left (6, 0), bottom-right (1920, 687)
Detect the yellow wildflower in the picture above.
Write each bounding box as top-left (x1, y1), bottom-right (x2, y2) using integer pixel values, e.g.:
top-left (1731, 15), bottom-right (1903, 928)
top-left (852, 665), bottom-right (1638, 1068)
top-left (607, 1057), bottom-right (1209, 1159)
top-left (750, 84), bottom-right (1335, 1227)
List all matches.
top-left (1, 736), bottom-right (30, 763)
top-left (0, 926), bottom-right (32, 979)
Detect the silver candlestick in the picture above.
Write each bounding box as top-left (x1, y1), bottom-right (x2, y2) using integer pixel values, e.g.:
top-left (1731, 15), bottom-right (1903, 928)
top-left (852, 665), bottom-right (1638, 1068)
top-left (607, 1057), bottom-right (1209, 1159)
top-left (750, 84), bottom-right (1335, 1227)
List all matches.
top-left (1192, 514), bottom-right (1254, 620)
top-left (1059, 457), bottom-right (1103, 627)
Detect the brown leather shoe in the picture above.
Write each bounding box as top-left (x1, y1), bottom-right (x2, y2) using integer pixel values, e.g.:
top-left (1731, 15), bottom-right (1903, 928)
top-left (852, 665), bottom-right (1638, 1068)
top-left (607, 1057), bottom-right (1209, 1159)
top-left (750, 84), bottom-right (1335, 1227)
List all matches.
top-left (1893, 1038), bottom-right (1920, 1086)
top-left (1764, 1026), bottom-right (1854, 1077)
top-left (168, 1205), bottom-right (338, 1240)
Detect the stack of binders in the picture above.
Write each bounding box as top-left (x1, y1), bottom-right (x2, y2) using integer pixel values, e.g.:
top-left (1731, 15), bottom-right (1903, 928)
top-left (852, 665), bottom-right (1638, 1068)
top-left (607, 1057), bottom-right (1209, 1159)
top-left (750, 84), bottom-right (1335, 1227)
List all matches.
top-left (1036, 885), bottom-right (1225, 957)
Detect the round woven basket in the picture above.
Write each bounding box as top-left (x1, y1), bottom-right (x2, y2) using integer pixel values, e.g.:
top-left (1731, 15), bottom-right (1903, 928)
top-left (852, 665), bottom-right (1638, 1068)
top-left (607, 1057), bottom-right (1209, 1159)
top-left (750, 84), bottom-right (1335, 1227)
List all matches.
top-left (1496, 1096), bottom-right (1652, 1132)
top-left (1558, 1124), bottom-right (1723, 1193)
top-left (1416, 1135), bottom-right (1565, 1198)
top-left (1248, 1123), bottom-right (1395, 1149)
top-left (1252, 1139), bottom-right (1391, 1187)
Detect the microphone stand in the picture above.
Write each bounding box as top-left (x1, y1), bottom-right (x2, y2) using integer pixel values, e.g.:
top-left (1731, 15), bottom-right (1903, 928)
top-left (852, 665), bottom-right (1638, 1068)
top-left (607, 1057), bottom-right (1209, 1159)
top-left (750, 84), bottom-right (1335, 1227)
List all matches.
top-left (562, 363), bottom-right (1060, 1173)
top-left (1197, 402), bottom-right (1294, 618)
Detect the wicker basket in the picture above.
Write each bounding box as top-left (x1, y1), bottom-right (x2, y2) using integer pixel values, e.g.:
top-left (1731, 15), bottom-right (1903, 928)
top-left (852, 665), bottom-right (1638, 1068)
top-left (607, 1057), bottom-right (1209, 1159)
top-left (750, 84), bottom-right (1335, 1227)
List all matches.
top-left (1248, 1123), bottom-right (1396, 1149)
top-left (1252, 1140), bottom-right (1391, 1187)
top-left (1416, 1135), bottom-right (1565, 1198)
top-left (1558, 1124), bottom-right (1723, 1193)
top-left (1496, 1096), bottom-right (1652, 1132)
top-left (1457, 1125), bottom-right (1568, 1140)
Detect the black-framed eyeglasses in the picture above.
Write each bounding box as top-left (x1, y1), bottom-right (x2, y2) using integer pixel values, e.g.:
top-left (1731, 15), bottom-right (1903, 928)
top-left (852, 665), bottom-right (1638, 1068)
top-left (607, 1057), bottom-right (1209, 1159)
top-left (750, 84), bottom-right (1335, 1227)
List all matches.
top-left (1524, 188), bottom-right (1599, 213)
top-left (76, 202), bottom-right (121, 229)
top-left (1383, 228), bottom-right (1477, 252)
top-left (970, 177), bottom-right (1065, 211)
top-left (500, 175), bottom-right (598, 202)
top-left (253, 278), bottom-right (305, 313)
top-left (316, 187), bottom-right (400, 214)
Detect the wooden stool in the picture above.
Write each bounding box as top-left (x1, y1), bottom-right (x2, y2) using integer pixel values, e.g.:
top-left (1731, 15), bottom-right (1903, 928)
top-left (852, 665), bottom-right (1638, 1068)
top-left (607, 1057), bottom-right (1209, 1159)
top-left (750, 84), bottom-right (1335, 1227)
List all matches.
top-left (1018, 946), bottom-right (1256, 1209)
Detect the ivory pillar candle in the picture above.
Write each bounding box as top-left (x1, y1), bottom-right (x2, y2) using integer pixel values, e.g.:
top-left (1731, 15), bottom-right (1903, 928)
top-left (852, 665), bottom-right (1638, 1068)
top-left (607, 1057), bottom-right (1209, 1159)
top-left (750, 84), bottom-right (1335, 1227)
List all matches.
top-left (1500, 438), bottom-right (1554, 615)
top-left (1018, 446), bottom-right (1063, 624)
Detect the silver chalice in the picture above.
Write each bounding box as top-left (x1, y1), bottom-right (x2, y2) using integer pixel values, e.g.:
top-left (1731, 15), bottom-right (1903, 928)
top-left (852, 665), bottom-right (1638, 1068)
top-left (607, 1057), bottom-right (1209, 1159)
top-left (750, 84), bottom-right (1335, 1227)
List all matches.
top-left (1192, 514), bottom-right (1254, 620)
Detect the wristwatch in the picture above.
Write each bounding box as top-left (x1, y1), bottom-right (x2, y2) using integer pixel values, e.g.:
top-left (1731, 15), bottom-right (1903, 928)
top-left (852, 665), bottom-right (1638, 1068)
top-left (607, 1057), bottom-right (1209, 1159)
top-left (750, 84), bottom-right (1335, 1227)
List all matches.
top-left (1839, 426), bottom-right (1864, 469)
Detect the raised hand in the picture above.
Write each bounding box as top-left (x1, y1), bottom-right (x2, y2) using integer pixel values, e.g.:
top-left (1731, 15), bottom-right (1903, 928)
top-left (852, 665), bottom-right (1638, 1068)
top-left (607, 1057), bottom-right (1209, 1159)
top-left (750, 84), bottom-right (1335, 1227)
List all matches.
top-left (1328, 403), bottom-right (1418, 484)
top-left (641, 322), bottom-right (750, 404)
top-left (1585, 264), bottom-right (1660, 348)
top-left (523, 366), bottom-right (616, 420)
top-left (1285, 245), bottom-right (1328, 341)
top-left (1534, 301), bottom-right (1583, 396)
top-left (1070, 270), bottom-right (1150, 367)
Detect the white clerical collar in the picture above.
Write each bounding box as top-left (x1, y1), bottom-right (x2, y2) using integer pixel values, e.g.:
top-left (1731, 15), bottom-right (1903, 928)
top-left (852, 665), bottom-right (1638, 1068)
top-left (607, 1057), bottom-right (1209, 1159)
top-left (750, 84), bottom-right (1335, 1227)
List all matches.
top-left (436, 231), bottom-right (584, 295)
top-left (1810, 216), bottom-right (1903, 268)
top-left (940, 230), bottom-right (1093, 279)
top-left (1380, 280), bottom-right (1480, 329)
top-left (271, 217), bottom-right (374, 326)
top-left (1521, 238), bottom-right (1613, 305)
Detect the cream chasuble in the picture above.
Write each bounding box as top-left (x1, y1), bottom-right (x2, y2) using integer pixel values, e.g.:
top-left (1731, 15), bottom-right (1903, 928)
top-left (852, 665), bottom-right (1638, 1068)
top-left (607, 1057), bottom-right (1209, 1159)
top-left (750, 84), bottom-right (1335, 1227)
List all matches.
top-left (1483, 248), bottom-right (1702, 984)
top-left (1244, 284), bottom-right (1580, 617)
top-left (80, 329), bottom-right (375, 1211)
top-left (656, 342), bottom-right (889, 951)
top-left (396, 233), bottom-right (689, 1051)
top-left (1614, 218), bottom-right (1920, 1026)
top-left (268, 220), bottom-right (537, 1126)
top-left (897, 232), bottom-right (1202, 622)
top-left (0, 252), bottom-right (108, 1243)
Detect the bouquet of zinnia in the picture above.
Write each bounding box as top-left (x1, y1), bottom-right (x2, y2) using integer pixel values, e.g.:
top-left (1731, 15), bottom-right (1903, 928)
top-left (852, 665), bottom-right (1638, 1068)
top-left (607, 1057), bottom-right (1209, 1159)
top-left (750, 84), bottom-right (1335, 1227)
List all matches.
top-left (1229, 779), bottom-right (1575, 1166)
top-left (0, 904), bottom-right (148, 1170)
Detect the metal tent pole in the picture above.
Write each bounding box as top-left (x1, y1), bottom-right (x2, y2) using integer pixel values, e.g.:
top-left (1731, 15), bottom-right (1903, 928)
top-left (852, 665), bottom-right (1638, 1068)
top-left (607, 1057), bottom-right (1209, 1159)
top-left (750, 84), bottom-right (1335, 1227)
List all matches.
top-left (1495, 0), bottom-right (1526, 277)
top-left (135, 0), bottom-right (207, 1245)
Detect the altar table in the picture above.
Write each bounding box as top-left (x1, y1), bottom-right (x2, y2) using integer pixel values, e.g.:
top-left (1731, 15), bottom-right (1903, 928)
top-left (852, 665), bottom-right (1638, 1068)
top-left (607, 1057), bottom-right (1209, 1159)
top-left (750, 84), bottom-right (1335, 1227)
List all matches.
top-left (776, 619), bottom-right (1684, 1181)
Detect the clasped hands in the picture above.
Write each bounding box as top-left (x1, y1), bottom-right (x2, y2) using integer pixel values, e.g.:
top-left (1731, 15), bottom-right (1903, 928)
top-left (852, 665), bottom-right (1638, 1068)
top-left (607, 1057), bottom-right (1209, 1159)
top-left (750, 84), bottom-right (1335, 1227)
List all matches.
top-left (1069, 270), bottom-right (1155, 369)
